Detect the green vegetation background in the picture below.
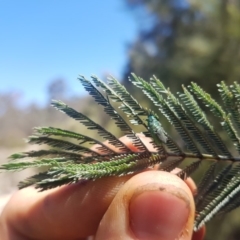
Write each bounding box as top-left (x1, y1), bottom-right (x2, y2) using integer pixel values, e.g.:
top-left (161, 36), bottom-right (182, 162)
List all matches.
top-left (1, 0), bottom-right (240, 239)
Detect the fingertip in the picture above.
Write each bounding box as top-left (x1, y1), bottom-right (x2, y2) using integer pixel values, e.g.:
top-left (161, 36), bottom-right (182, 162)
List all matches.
top-left (96, 171), bottom-right (195, 240)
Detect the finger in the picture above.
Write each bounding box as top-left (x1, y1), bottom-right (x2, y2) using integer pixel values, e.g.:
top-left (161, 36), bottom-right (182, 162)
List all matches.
top-left (1, 175), bottom-right (133, 240)
top-left (91, 135), bottom-right (157, 153)
top-left (117, 136), bottom-right (198, 197)
top-left (192, 226), bottom-right (206, 240)
top-left (0, 136), bottom-right (138, 239)
top-left (95, 170), bottom-right (195, 240)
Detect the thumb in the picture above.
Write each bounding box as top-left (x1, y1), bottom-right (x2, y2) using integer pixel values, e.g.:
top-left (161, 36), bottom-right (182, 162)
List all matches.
top-left (95, 171), bottom-right (195, 240)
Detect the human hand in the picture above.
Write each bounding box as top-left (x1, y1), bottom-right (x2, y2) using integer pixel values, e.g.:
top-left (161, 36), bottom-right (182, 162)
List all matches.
top-left (0, 136), bottom-right (205, 240)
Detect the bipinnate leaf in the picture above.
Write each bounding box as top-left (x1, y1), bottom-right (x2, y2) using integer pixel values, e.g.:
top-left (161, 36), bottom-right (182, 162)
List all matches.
top-left (2, 74), bottom-right (240, 232)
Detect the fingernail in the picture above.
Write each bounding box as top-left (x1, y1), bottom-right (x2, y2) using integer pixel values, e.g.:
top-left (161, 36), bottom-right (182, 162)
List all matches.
top-left (129, 186), bottom-right (190, 240)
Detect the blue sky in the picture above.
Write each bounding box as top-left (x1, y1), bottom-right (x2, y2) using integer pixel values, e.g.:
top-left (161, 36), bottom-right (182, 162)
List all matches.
top-left (0, 1), bottom-right (137, 107)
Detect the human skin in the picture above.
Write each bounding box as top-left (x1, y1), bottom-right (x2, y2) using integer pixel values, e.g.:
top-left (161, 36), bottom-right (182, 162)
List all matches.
top-left (0, 136), bottom-right (205, 240)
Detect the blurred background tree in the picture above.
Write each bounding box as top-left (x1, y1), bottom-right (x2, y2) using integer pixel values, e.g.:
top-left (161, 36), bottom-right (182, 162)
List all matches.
top-left (123, 0), bottom-right (240, 99)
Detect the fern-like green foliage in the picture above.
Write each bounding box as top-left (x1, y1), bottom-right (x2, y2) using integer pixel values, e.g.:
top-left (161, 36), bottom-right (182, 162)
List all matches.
top-left (1, 74), bottom-right (240, 231)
